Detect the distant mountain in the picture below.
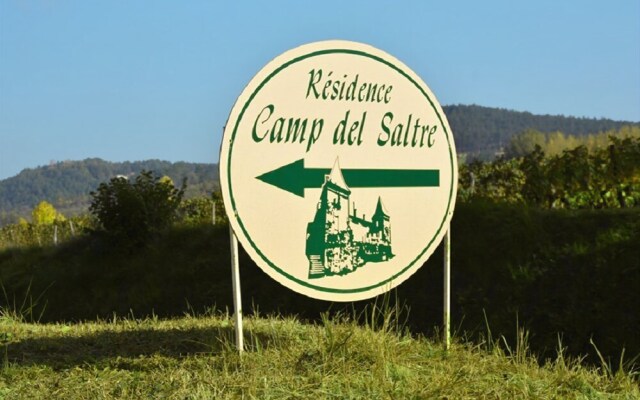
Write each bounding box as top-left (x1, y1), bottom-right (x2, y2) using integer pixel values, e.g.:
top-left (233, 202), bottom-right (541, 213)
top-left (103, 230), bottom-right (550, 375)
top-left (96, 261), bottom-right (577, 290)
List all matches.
top-left (1, 105), bottom-right (638, 225)
top-left (0, 159), bottom-right (218, 225)
top-left (443, 104), bottom-right (639, 157)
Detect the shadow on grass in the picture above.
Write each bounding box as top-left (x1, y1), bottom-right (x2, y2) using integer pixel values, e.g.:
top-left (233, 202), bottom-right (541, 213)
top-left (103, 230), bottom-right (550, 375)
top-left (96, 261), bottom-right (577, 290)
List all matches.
top-left (3, 324), bottom-right (279, 370)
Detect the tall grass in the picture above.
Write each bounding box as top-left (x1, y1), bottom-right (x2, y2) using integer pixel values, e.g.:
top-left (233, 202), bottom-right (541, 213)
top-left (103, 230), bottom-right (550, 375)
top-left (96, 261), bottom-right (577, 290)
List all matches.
top-left (0, 307), bottom-right (637, 399)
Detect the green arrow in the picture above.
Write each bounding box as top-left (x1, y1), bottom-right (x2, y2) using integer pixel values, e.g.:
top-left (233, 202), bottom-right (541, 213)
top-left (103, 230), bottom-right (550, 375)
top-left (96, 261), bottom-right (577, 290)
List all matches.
top-left (256, 158), bottom-right (440, 198)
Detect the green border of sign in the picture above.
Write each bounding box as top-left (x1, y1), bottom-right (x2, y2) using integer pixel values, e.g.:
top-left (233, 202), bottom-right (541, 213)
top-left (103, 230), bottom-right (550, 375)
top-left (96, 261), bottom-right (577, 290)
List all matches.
top-left (226, 48), bottom-right (455, 294)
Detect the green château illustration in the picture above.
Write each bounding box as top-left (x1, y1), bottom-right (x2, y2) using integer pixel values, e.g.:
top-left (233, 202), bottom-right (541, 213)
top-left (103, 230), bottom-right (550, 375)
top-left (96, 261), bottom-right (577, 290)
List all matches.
top-left (306, 160), bottom-right (393, 279)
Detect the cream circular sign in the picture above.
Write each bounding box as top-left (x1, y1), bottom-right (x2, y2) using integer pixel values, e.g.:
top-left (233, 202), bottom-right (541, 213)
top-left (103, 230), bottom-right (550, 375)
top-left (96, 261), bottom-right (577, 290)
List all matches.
top-left (220, 40), bottom-right (457, 301)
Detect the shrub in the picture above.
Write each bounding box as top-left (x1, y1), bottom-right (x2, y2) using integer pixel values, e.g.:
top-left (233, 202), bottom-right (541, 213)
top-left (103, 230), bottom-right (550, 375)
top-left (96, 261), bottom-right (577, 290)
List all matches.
top-left (89, 170), bottom-right (185, 246)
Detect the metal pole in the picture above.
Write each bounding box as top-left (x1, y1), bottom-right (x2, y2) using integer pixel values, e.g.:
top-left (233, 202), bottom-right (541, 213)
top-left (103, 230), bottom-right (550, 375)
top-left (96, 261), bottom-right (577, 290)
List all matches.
top-left (229, 225), bottom-right (244, 352)
top-left (443, 224), bottom-right (451, 350)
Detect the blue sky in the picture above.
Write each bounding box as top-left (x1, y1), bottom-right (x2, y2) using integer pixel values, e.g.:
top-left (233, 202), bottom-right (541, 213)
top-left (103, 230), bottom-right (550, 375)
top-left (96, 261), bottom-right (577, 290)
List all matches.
top-left (1, 1), bottom-right (639, 180)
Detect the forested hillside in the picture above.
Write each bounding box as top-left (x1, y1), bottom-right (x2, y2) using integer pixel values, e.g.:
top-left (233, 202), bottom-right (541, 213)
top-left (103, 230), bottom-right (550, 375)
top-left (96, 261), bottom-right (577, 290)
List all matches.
top-left (0, 159), bottom-right (218, 224)
top-left (444, 104), bottom-right (639, 157)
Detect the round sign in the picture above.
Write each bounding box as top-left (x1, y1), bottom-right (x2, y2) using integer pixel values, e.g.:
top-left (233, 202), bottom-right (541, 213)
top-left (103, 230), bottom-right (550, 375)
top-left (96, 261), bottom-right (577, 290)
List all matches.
top-left (220, 40), bottom-right (457, 301)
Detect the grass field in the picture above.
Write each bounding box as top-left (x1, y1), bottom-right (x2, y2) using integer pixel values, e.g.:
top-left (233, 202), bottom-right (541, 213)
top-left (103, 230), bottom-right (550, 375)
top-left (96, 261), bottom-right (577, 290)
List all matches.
top-left (1, 308), bottom-right (638, 399)
top-left (0, 203), bottom-right (639, 368)
top-left (0, 202), bottom-right (638, 398)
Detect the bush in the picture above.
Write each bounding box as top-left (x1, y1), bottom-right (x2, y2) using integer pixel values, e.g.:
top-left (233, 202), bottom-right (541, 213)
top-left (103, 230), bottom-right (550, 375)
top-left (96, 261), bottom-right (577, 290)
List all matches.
top-left (0, 215), bottom-right (94, 250)
top-left (89, 170), bottom-right (185, 246)
top-left (458, 136), bottom-right (640, 209)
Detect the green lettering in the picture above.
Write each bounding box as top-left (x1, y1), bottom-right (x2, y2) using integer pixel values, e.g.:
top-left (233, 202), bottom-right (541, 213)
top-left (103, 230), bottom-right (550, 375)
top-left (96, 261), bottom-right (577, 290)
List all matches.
top-left (366, 83), bottom-right (378, 102)
top-left (428, 126), bottom-right (437, 147)
top-left (339, 74), bottom-right (348, 100)
top-left (392, 124), bottom-right (403, 146)
top-left (346, 74), bottom-right (358, 100)
top-left (358, 83), bottom-right (367, 102)
top-left (377, 84), bottom-right (386, 103)
top-left (331, 80), bottom-right (340, 100)
top-left (403, 114), bottom-right (412, 146)
top-left (322, 71), bottom-right (333, 99)
top-left (411, 118), bottom-right (421, 146)
top-left (286, 118), bottom-right (308, 143)
top-left (306, 69), bottom-right (322, 99)
top-left (271, 117), bottom-right (285, 143)
top-left (378, 112), bottom-right (393, 146)
top-left (384, 86), bottom-right (392, 103)
top-left (307, 119), bottom-right (324, 152)
top-left (252, 104), bottom-right (273, 142)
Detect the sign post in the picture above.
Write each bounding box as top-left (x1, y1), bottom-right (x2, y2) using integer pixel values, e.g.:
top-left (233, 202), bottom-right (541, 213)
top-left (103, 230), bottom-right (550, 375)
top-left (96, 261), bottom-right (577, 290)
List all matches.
top-left (229, 226), bottom-right (244, 352)
top-left (443, 225), bottom-right (451, 350)
top-left (219, 40), bottom-right (457, 348)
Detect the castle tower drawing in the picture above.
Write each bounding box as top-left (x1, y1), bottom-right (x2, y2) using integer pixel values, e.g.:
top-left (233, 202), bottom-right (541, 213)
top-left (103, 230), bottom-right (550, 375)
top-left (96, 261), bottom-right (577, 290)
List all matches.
top-left (306, 160), bottom-right (393, 279)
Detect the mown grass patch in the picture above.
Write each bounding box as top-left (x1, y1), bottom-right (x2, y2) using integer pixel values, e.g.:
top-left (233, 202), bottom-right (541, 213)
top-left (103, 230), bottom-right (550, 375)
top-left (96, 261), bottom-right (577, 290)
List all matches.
top-left (1, 312), bottom-right (638, 399)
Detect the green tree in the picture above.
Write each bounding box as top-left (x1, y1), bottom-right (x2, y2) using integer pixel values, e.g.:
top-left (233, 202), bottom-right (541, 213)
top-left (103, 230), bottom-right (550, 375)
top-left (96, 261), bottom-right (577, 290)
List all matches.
top-left (159, 175), bottom-right (175, 186)
top-left (505, 129), bottom-right (546, 158)
top-left (89, 170), bottom-right (186, 246)
top-left (178, 191), bottom-right (229, 226)
top-left (520, 146), bottom-right (550, 207)
top-left (179, 197), bottom-right (215, 225)
top-left (32, 201), bottom-right (62, 225)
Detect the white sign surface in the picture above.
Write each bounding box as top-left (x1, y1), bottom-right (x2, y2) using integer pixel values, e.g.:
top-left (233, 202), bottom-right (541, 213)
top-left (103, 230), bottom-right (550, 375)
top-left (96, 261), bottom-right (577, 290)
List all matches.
top-left (220, 41), bottom-right (457, 301)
